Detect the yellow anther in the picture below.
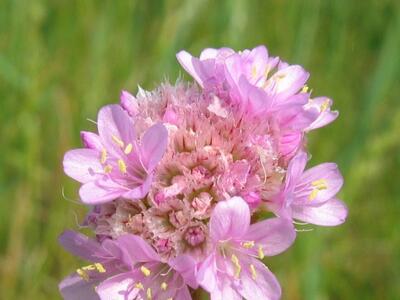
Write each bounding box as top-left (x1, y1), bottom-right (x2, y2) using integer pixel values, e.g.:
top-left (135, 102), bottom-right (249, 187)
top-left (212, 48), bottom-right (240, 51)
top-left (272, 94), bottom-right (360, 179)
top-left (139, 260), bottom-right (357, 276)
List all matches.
top-left (301, 85), bottom-right (309, 93)
top-left (311, 179), bottom-right (328, 190)
top-left (112, 135), bottom-right (125, 148)
top-left (135, 282), bottom-right (144, 290)
top-left (251, 66), bottom-right (258, 78)
top-left (320, 99), bottom-right (330, 112)
top-left (146, 287), bottom-right (152, 300)
top-left (161, 282), bottom-right (168, 290)
top-left (258, 246), bottom-right (265, 260)
top-left (124, 143), bottom-right (133, 155)
top-left (167, 298), bottom-right (173, 300)
top-left (76, 268), bottom-right (89, 281)
top-left (118, 159), bottom-right (127, 173)
top-left (242, 241), bottom-right (255, 249)
top-left (100, 148), bottom-right (107, 164)
top-left (94, 263), bottom-right (106, 273)
top-left (250, 264), bottom-right (257, 280)
top-left (309, 189), bottom-right (319, 201)
top-left (309, 179), bottom-right (328, 201)
top-left (140, 266), bottom-right (151, 277)
top-left (231, 254), bottom-right (241, 278)
top-left (104, 164), bottom-right (113, 174)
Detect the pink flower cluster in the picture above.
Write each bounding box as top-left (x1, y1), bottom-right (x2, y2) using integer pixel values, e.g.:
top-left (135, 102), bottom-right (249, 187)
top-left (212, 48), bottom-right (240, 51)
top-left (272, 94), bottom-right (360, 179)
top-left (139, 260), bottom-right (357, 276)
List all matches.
top-left (60, 46), bottom-right (347, 300)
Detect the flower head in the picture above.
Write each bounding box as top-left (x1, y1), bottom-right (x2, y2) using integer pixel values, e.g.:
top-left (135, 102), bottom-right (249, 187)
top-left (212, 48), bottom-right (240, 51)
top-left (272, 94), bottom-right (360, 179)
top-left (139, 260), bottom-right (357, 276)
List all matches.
top-left (60, 45), bottom-right (347, 300)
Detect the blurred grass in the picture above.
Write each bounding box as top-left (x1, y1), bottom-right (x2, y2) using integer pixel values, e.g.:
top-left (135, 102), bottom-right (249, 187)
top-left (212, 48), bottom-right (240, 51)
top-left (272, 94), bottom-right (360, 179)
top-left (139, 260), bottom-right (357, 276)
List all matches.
top-left (0, 0), bottom-right (399, 299)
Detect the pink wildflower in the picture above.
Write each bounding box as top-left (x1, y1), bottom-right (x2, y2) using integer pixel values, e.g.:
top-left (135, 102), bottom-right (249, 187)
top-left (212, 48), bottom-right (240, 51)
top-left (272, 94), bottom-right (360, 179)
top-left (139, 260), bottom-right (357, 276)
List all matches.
top-left (59, 230), bottom-right (197, 300)
top-left (63, 104), bottom-right (168, 204)
top-left (198, 197), bottom-right (296, 300)
top-left (271, 152), bottom-right (348, 226)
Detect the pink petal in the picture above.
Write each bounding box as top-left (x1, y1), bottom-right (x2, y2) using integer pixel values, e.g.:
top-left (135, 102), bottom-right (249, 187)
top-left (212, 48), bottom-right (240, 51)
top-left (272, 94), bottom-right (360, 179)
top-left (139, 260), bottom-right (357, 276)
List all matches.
top-left (197, 254), bottom-right (218, 293)
top-left (305, 97), bottom-right (339, 131)
top-left (173, 286), bottom-right (193, 300)
top-left (294, 162), bottom-right (343, 205)
top-left (269, 65), bottom-right (309, 98)
top-left (63, 149), bottom-right (103, 183)
top-left (96, 272), bottom-right (137, 300)
top-left (58, 230), bottom-right (104, 261)
top-left (237, 259), bottom-right (281, 300)
top-left (120, 90), bottom-right (139, 116)
top-left (115, 234), bottom-right (159, 265)
top-left (140, 123), bottom-right (168, 171)
top-left (176, 50), bottom-right (215, 87)
top-left (59, 273), bottom-right (100, 300)
top-left (210, 277), bottom-right (242, 300)
top-left (210, 196), bottom-right (250, 242)
top-left (80, 131), bottom-right (103, 151)
top-left (245, 217), bottom-right (296, 256)
top-left (79, 180), bottom-right (125, 205)
top-left (291, 198), bottom-right (348, 226)
top-left (97, 105), bottom-right (136, 156)
top-left (121, 173), bottom-right (153, 200)
top-left (170, 254), bottom-right (198, 289)
top-left (285, 151), bottom-right (308, 192)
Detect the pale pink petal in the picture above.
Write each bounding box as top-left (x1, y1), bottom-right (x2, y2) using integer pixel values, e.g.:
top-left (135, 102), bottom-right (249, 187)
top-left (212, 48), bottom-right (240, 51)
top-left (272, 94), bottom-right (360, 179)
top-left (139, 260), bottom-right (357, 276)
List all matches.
top-left (285, 151), bottom-right (308, 192)
top-left (97, 105), bottom-right (136, 155)
top-left (237, 259), bottom-right (281, 300)
top-left (305, 97), bottom-right (339, 131)
top-left (269, 65), bottom-right (309, 97)
top-left (294, 162), bottom-right (343, 205)
top-left (210, 196), bottom-right (250, 242)
top-left (210, 277), bottom-right (242, 300)
top-left (96, 272), bottom-right (137, 300)
top-left (58, 230), bottom-right (104, 261)
top-left (176, 50), bottom-right (215, 87)
top-left (120, 90), bottom-right (139, 116)
top-left (63, 149), bottom-right (103, 183)
top-left (245, 217), bottom-right (296, 256)
top-left (197, 254), bottom-right (218, 292)
top-left (121, 173), bottom-right (153, 200)
top-left (173, 286), bottom-right (193, 300)
top-left (140, 123), bottom-right (168, 171)
top-left (199, 48), bottom-right (219, 60)
top-left (115, 234), bottom-right (159, 266)
top-left (170, 254), bottom-right (198, 289)
top-left (59, 273), bottom-right (100, 300)
top-left (79, 180), bottom-right (125, 205)
top-left (291, 198), bottom-right (348, 226)
top-left (81, 131), bottom-right (103, 151)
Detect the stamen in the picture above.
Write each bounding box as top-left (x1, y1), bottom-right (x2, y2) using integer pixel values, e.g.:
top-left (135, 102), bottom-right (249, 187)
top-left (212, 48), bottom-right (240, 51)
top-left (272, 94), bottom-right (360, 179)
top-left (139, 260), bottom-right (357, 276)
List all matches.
top-left (135, 282), bottom-right (144, 290)
top-left (76, 269), bottom-right (89, 281)
top-left (251, 66), bottom-right (257, 78)
top-left (104, 164), bottom-right (113, 174)
top-left (250, 264), bottom-right (257, 280)
top-left (161, 282), bottom-right (168, 290)
top-left (321, 99), bottom-right (330, 112)
top-left (309, 179), bottom-right (328, 200)
top-left (100, 149), bottom-right (107, 164)
top-left (146, 287), bottom-right (152, 300)
top-left (242, 241), bottom-right (255, 249)
top-left (309, 189), bottom-right (319, 201)
top-left (118, 159), bottom-right (127, 173)
top-left (231, 254), bottom-right (241, 278)
top-left (301, 85), bottom-right (309, 93)
top-left (258, 246), bottom-right (265, 260)
top-left (140, 266), bottom-right (151, 277)
top-left (112, 135), bottom-right (125, 148)
top-left (94, 263), bottom-right (106, 273)
top-left (124, 143), bottom-right (133, 154)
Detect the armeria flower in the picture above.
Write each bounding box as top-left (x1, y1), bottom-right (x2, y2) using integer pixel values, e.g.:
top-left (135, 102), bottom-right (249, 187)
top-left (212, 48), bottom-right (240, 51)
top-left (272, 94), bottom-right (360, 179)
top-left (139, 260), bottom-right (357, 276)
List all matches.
top-left (198, 197), bottom-right (296, 300)
top-left (59, 230), bottom-right (197, 300)
top-left (272, 151), bottom-right (348, 226)
top-left (63, 104), bottom-right (168, 204)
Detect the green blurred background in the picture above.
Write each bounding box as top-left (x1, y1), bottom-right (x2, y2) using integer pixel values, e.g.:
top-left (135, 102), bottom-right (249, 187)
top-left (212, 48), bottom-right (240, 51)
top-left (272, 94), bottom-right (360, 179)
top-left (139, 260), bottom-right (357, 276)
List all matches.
top-left (1, 0), bottom-right (399, 299)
